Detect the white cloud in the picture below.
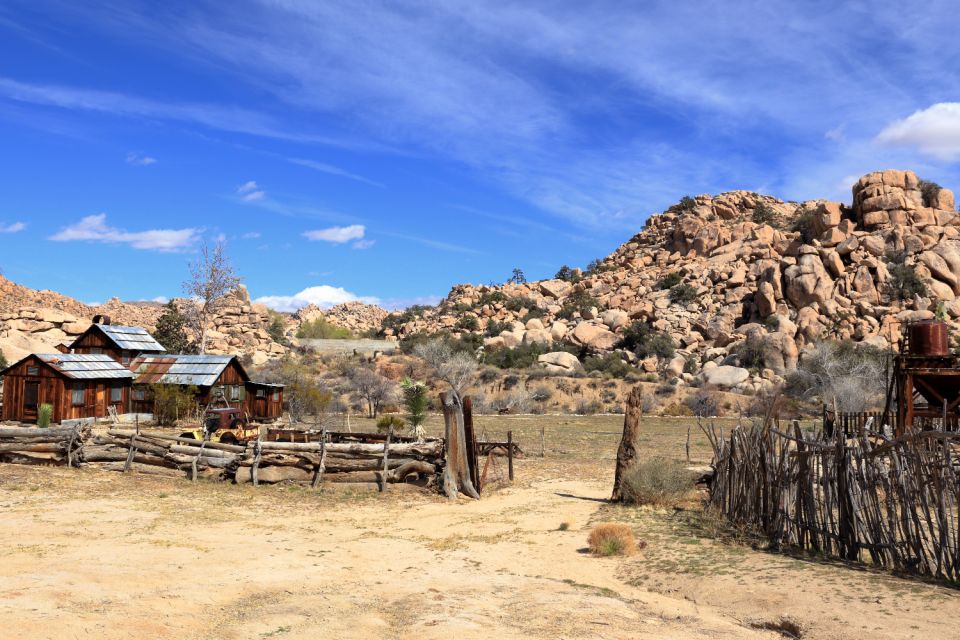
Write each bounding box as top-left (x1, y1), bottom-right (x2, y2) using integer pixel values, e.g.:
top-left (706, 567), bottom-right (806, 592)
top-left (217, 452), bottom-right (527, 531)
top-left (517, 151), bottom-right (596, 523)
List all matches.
top-left (126, 151), bottom-right (156, 166)
top-left (287, 157), bottom-right (384, 188)
top-left (0, 222), bottom-right (26, 233)
top-left (237, 180), bottom-right (265, 201)
top-left (242, 231), bottom-right (261, 239)
top-left (876, 103), bottom-right (960, 160)
top-left (303, 224), bottom-right (365, 243)
top-left (49, 213), bottom-right (200, 252)
top-left (352, 238), bottom-right (375, 250)
top-left (151, 296), bottom-right (169, 303)
top-left (254, 285), bottom-right (379, 313)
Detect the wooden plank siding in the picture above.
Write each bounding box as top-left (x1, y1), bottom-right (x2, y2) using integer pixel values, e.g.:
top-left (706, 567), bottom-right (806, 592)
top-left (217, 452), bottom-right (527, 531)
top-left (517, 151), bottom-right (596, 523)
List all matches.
top-left (69, 330), bottom-right (135, 367)
top-left (1, 355), bottom-right (130, 424)
top-left (246, 383), bottom-right (284, 420)
top-left (131, 360), bottom-right (253, 415)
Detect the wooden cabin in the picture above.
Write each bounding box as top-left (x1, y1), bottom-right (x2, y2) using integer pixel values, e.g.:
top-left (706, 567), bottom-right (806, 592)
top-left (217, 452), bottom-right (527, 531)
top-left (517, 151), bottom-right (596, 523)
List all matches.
top-left (130, 354), bottom-right (283, 420)
top-left (0, 354), bottom-right (133, 424)
top-left (69, 320), bottom-right (166, 366)
top-left (245, 382), bottom-right (284, 421)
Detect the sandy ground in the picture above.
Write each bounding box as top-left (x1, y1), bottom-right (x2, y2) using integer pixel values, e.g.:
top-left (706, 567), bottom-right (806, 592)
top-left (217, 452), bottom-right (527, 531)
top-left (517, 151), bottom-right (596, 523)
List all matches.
top-left (1, 415), bottom-right (959, 639)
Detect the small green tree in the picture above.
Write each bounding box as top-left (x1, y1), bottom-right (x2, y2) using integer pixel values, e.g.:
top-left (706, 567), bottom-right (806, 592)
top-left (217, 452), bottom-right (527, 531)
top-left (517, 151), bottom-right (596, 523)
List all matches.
top-left (151, 384), bottom-right (199, 426)
top-left (37, 404), bottom-right (53, 428)
top-left (508, 268), bottom-right (527, 285)
top-left (555, 265), bottom-right (582, 283)
top-left (752, 202), bottom-right (778, 225)
top-left (266, 310), bottom-right (287, 344)
top-left (400, 377), bottom-right (429, 440)
top-left (919, 179), bottom-right (942, 207)
top-left (153, 301), bottom-right (195, 354)
top-left (678, 195), bottom-right (697, 211)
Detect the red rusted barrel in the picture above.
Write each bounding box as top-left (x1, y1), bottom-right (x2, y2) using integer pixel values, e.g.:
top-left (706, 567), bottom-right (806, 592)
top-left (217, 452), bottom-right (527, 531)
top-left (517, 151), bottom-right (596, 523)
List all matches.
top-left (909, 320), bottom-right (949, 356)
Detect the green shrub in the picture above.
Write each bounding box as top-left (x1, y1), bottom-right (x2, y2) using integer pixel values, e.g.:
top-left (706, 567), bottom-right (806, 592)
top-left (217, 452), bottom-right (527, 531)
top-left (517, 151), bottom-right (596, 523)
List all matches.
top-left (735, 333), bottom-right (767, 370)
top-left (585, 258), bottom-right (610, 275)
top-left (400, 378), bottom-right (428, 431)
top-left (266, 310), bottom-right (287, 344)
top-left (919, 179), bottom-right (942, 208)
top-left (376, 414), bottom-right (406, 434)
top-left (582, 352), bottom-right (633, 378)
top-left (616, 322), bottom-right (675, 360)
top-left (400, 331), bottom-right (481, 356)
top-left (558, 291), bottom-right (600, 320)
top-left (555, 265), bottom-right (582, 283)
top-left (887, 264), bottom-right (927, 301)
top-left (751, 201), bottom-right (778, 225)
top-left (297, 317), bottom-right (353, 339)
top-left (687, 387), bottom-right (722, 417)
top-left (151, 384), bottom-right (199, 426)
top-left (619, 458), bottom-right (694, 506)
top-left (791, 207), bottom-right (816, 243)
top-left (485, 342), bottom-right (560, 369)
top-left (381, 305), bottom-right (432, 334)
top-left (485, 319), bottom-right (509, 337)
top-left (478, 291), bottom-right (507, 306)
top-left (668, 283), bottom-right (697, 305)
top-left (37, 404), bottom-right (53, 428)
top-left (683, 356), bottom-right (698, 374)
top-left (656, 271), bottom-right (684, 290)
top-left (0, 351), bottom-right (7, 370)
top-left (504, 296), bottom-right (538, 312)
top-left (154, 301), bottom-right (195, 354)
top-left (677, 195), bottom-right (697, 211)
top-left (456, 315), bottom-right (480, 332)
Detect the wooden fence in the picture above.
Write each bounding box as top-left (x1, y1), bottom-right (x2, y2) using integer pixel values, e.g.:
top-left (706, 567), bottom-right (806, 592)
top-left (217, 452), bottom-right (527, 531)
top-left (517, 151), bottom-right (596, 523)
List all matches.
top-left (822, 409), bottom-right (893, 437)
top-left (704, 416), bottom-right (960, 582)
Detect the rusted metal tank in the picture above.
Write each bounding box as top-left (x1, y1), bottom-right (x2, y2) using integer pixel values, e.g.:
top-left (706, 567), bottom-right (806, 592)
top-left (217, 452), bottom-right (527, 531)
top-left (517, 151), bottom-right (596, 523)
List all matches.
top-left (909, 320), bottom-right (949, 356)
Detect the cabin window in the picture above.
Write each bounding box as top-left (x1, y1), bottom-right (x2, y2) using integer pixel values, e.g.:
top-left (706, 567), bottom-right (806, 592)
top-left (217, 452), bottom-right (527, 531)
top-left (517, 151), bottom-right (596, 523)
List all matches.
top-left (71, 383), bottom-right (86, 406)
top-left (256, 389), bottom-right (266, 398)
top-left (132, 388), bottom-right (146, 401)
top-left (89, 348), bottom-right (102, 355)
top-left (122, 354), bottom-right (131, 366)
top-left (110, 384), bottom-right (122, 403)
top-left (26, 366), bottom-right (39, 376)
top-left (230, 385), bottom-right (244, 401)
top-left (272, 390), bottom-right (280, 402)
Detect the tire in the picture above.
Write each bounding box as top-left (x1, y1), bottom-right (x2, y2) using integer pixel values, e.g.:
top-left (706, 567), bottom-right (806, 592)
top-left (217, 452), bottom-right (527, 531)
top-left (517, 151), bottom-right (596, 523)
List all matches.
top-left (180, 432), bottom-right (196, 439)
top-left (219, 434), bottom-right (238, 445)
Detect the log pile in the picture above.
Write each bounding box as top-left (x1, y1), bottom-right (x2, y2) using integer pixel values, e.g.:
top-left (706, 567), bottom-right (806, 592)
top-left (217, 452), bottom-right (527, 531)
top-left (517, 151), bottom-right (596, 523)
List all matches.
top-left (0, 425), bottom-right (87, 466)
top-left (84, 429), bottom-right (445, 489)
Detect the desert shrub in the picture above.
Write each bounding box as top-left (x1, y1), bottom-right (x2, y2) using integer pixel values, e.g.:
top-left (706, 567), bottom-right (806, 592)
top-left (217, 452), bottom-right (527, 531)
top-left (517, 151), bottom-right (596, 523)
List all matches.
top-left (656, 271), bottom-right (684, 290)
top-left (400, 331), bottom-right (481, 356)
top-left (587, 523), bottom-right (640, 556)
top-left (555, 265), bottom-right (582, 283)
top-left (557, 291), bottom-right (600, 320)
top-left (655, 380), bottom-right (676, 396)
top-left (266, 310), bottom-right (287, 344)
top-left (619, 458), bottom-right (694, 507)
top-left (37, 403), bottom-right (53, 428)
top-left (376, 414), bottom-right (406, 434)
top-left (574, 398), bottom-right (603, 415)
top-left (677, 195), bottom-right (697, 211)
top-left (582, 352), bottom-right (633, 378)
top-left (297, 317), bottom-right (353, 340)
top-left (485, 342), bottom-right (555, 369)
top-left (751, 201), bottom-right (779, 225)
top-left (735, 333), bottom-right (767, 370)
top-left (503, 374), bottom-right (520, 390)
top-left (478, 291), bottom-right (507, 306)
top-left (380, 304), bottom-right (432, 334)
top-left (477, 367), bottom-right (499, 383)
top-left (919, 179), bottom-right (942, 207)
top-left (558, 521), bottom-right (571, 531)
top-left (683, 356), bottom-right (698, 374)
top-left (503, 296), bottom-right (537, 313)
top-left (400, 378), bottom-right (428, 433)
top-left (887, 263), bottom-right (927, 301)
top-left (151, 384), bottom-right (199, 426)
top-left (687, 386), bottom-right (722, 417)
top-left (484, 319), bottom-right (509, 337)
top-left (785, 340), bottom-right (889, 412)
top-left (585, 258), bottom-right (612, 275)
top-left (616, 321), bottom-right (674, 361)
top-left (790, 207), bottom-right (817, 243)
top-left (455, 315), bottom-right (480, 332)
top-left (530, 385), bottom-right (553, 404)
top-left (668, 283), bottom-right (697, 305)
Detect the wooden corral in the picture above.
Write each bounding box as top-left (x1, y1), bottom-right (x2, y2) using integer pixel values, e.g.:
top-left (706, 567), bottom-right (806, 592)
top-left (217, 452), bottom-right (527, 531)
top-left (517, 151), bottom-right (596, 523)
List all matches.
top-left (0, 354), bottom-right (132, 423)
top-left (69, 321), bottom-right (166, 366)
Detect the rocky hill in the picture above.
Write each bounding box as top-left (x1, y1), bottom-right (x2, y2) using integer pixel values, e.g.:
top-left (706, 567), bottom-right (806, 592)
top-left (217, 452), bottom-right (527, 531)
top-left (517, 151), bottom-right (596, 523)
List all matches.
top-left (385, 170), bottom-right (960, 394)
top-left (293, 301), bottom-right (388, 336)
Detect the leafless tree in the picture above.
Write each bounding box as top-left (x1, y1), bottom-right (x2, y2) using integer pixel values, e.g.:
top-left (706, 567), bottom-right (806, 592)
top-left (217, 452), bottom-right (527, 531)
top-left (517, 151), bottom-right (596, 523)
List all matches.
top-left (182, 239), bottom-right (242, 354)
top-left (413, 339), bottom-right (477, 403)
top-left (785, 341), bottom-right (888, 412)
top-left (347, 366), bottom-right (395, 418)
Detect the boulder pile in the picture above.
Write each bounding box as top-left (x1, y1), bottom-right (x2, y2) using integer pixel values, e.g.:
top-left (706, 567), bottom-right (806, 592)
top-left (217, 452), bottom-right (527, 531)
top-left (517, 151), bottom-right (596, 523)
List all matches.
top-left (385, 170), bottom-right (960, 393)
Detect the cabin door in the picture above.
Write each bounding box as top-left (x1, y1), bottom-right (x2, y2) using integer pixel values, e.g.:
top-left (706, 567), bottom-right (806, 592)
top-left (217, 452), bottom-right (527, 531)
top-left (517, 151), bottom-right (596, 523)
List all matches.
top-left (24, 381), bottom-right (40, 422)
top-left (95, 384), bottom-right (107, 417)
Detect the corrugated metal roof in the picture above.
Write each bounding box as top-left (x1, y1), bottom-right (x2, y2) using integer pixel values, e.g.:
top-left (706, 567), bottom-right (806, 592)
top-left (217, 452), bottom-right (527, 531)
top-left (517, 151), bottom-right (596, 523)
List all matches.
top-left (95, 325), bottom-right (166, 352)
top-left (131, 354), bottom-right (234, 387)
top-left (36, 354), bottom-right (134, 380)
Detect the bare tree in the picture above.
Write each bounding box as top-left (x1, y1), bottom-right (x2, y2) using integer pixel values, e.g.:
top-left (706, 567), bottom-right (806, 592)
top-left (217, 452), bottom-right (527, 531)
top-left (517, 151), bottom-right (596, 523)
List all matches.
top-left (183, 240), bottom-right (242, 354)
top-left (347, 366), bottom-right (395, 418)
top-left (785, 340), bottom-right (888, 412)
top-left (413, 339), bottom-right (477, 403)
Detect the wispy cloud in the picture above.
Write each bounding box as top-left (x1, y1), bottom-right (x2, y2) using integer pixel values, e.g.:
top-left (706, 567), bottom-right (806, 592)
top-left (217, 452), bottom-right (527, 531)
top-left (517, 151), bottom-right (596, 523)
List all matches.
top-left (351, 238), bottom-right (375, 250)
top-left (287, 157), bottom-right (384, 188)
top-left (0, 221), bottom-right (26, 233)
top-left (242, 231), bottom-right (262, 239)
top-left (254, 284), bottom-right (379, 312)
top-left (237, 180), bottom-right (265, 201)
top-left (125, 151), bottom-right (156, 166)
top-left (303, 224), bottom-right (365, 243)
top-left (49, 213), bottom-right (200, 252)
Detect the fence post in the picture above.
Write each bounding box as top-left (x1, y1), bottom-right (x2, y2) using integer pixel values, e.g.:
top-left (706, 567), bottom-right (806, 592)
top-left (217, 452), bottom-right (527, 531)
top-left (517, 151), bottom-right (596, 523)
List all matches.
top-left (507, 430), bottom-right (514, 482)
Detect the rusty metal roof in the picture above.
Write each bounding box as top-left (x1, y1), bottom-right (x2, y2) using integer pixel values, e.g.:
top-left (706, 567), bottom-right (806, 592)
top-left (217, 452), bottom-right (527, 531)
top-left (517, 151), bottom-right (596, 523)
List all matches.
top-left (36, 354), bottom-right (134, 380)
top-left (131, 354), bottom-right (235, 387)
top-left (92, 324), bottom-right (166, 352)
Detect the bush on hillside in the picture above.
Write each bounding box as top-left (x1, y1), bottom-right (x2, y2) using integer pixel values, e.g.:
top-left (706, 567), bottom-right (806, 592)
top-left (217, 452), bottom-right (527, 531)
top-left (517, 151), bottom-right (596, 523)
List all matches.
top-left (887, 264), bottom-right (927, 301)
top-left (752, 201), bottom-right (779, 225)
top-left (555, 265), bottom-right (582, 283)
top-left (558, 291), bottom-right (600, 320)
top-left (616, 322), bottom-right (675, 360)
top-left (485, 319), bottom-right (510, 337)
top-left (656, 271), bottom-right (684, 290)
top-left (297, 317), bottom-right (353, 339)
top-left (791, 207), bottom-right (817, 243)
top-left (686, 387), bottom-right (722, 417)
top-left (582, 352), bottom-right (634, 378)
top-left (380, 304), bottom-right (432, 334)
top-left (678, 195), bottom-right (697, 211)
top-left (668, 283), bottom-right (697, 305)
top-left (455, 315), bottom-right (480, 332)
top-left (919, 179), bottom-right (942, 208)
top-left (504, 296), bottom-right (538, 312)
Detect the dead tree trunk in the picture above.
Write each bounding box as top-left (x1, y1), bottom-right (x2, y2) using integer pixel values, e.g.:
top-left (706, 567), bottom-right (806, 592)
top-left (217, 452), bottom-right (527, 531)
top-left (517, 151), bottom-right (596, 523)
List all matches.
top-left (441, 392), bottom-right (480, 499)
top-left (611, 386), bottom-right (643, 502)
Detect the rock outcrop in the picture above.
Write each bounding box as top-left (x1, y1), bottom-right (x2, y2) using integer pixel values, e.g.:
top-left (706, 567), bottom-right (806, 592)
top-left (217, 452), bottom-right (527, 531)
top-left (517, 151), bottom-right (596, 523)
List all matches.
top-left (384, 170), bottom-right (960, 392)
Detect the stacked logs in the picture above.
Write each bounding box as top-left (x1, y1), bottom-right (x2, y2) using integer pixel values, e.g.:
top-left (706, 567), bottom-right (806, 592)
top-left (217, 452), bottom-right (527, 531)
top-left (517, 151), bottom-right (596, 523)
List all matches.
top-left (84, 430), bottom-right (444, 489)
top-left (0, 425), bottom-right (87, 466)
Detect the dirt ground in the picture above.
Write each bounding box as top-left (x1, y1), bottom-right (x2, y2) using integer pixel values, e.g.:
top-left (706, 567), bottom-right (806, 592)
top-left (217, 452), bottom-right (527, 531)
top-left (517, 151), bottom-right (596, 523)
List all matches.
top-left (1, 415), bottom-right (958, 639)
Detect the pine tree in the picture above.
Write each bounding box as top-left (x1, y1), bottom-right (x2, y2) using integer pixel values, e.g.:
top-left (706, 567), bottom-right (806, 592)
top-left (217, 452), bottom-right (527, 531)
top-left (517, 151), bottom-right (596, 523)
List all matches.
top-left (153, 301), bottom-right (195, 354)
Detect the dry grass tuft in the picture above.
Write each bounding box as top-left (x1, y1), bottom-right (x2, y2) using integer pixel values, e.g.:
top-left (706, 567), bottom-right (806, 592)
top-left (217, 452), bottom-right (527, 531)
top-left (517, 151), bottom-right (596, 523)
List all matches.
top-left (558, 521), bottom-right (571, 531)
top-left (587, 523), bottom-right (641, 556)
top-left (619, 458), bottom-right (694, 507)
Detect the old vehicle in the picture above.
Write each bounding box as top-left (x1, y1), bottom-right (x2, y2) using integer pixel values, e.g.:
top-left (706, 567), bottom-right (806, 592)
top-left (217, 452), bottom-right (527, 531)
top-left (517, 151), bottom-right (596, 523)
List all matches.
top-left (179, 407), bottom-right (259, 445)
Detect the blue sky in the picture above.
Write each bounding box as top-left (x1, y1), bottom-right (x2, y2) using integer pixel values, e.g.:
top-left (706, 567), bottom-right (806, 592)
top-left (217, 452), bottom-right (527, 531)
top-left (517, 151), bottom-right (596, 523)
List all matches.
top-left (1, 1), bottom-right (960, 310)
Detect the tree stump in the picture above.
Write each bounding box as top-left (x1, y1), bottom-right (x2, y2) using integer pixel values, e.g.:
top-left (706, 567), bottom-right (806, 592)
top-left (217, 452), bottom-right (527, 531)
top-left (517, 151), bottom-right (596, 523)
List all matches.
top-left (611, 386), bottom-right (643, 502)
